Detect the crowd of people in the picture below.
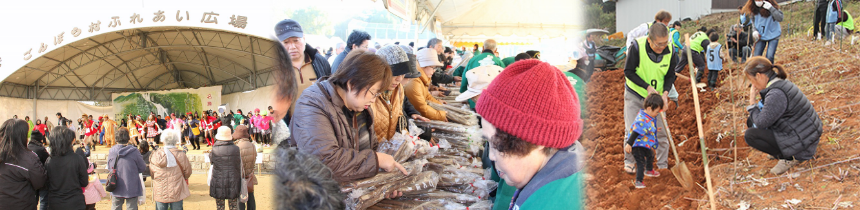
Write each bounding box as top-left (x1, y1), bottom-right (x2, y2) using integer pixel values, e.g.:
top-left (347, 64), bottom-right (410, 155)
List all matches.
top-left (268, 16), bottom-right (591, 209)
top-left (618, 0), bottom-right (824, 191)
top-left (2, 0), bottom-right (840, 208)
top-left (14, 107), bottom-right (279, 154)
top-left (0, 115), bottom-right (262, 210)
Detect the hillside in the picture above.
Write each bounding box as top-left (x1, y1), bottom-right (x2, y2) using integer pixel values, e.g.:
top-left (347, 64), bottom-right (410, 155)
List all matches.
top-left (584, 1), bottom-right (860, 209)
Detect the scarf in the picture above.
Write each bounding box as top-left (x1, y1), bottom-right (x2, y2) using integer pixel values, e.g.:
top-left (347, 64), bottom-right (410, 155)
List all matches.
top-left (163, 145), bottom-right (177, 167)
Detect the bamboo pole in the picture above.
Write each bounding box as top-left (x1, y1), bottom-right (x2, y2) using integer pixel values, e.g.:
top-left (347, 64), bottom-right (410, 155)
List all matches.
top-left (685, 33), bottom-right (717, 210)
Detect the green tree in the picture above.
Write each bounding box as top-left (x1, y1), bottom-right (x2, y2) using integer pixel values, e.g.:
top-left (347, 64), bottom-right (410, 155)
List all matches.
top-left (289, 7), bottom-right (334, 36)
top-left (585, 3), bottom-right (616, 33)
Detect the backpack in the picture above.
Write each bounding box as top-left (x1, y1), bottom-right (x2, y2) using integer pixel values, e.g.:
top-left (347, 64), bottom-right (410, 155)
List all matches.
top-left (104, 152), bottom-right (122, 192)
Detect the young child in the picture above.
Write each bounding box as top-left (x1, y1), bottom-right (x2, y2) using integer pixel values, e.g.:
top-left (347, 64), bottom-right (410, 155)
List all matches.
top-left (83, 162), bottom-right (106, 210)
top-left (705, 33), bottom-right (726, 90)
top-left (624, 94), bottom-right (664, 188)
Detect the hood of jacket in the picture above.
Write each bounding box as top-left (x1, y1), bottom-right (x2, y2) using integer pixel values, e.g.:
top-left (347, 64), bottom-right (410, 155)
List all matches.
top-left (150, 148), bottom-right (181, 168)
top-left (114, 144), bottom-right (140, 156)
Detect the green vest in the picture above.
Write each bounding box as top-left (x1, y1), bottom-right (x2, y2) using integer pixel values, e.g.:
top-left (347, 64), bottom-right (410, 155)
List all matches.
top-left (670, 29), bottom-right (680, 49)
top-left (689, 31), bottom-right (708, 53)
top-left (625, 37), bottom-right (672, 98)
top-left (839, 11), bottom-right (855, 31)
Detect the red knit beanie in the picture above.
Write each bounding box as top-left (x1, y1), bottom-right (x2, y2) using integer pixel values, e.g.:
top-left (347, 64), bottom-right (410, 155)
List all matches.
top-left (476, 59), bottom-right (583, 148)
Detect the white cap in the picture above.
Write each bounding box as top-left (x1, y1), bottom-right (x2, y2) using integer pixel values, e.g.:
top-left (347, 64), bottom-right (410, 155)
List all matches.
top-left (416, 48), bottom-right (443, 68)
top-left (455, 65), bottom-right (504, 102)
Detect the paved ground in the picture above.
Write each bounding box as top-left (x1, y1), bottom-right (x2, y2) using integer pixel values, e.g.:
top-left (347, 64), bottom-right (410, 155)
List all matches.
top-left (90, 174), bottom-right (274, 210)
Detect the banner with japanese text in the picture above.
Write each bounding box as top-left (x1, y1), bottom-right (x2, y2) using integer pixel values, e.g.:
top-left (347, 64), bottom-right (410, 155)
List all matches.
top-left (111, 86), bottom-right (221, 118)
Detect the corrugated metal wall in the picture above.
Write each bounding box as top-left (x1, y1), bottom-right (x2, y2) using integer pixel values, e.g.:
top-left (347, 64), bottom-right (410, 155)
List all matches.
top-left (616, 0), bottom-right (712, 35)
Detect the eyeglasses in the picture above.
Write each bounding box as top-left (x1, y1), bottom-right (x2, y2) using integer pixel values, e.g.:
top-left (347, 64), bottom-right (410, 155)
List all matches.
top-left (368, 89), bottom-right (382, 98)
top-left (652, 40), bottom-right (669, 48)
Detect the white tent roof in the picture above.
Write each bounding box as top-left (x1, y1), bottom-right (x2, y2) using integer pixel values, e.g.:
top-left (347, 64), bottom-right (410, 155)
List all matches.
top-left (420, 0), bottom-right (584, 39)
top-left (0, 6), bottom-right (279, 101)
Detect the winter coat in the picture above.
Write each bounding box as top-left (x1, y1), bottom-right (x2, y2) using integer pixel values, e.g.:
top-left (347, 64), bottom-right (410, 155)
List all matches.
top-left (291, 44), bottom-right (332, 78)
top-left (28, 140), bottom-right (50, 165)
top-left (827, 0), bottom-right (843, 23)
top-left (209, 140), bottom-right (242, 199)
top-left (371, 84), bottom-right (407, 141)
top-left (0, 150), bottom-right (47, 210)
top-left (83, 174), bottom-right (107, 205)
top-left (506, 142), bottom-right (586, 210)
top-left (107, 144), bottom-right (147, 198)
top-left (141, 151), bottom-right (152, 177)
top-left (149, 147), bottom-right (192, 203)
top-left (405, 69), bottom-right (448, 121)
top-left (752, 78), bottom-right (822, 160)
top-left (288, 80), bottom-right (381, 183)
top-left (753, 5), bottom-right (784, 41)
top-left (235, 139), bottom-right (258, 192)
top-left (45, 152), bottom-right (88, 210)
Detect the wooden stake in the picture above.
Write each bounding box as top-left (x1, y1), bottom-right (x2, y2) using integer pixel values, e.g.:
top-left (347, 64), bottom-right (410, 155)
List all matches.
top-left (685, 33), bottom-right (717, 210)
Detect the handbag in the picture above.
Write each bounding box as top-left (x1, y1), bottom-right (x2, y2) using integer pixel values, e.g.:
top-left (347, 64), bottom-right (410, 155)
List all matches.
top-left (192, 124), bottom-right (201, 135)
top-left (105, 152), bottom-right (122, 192)
top-left (239, 161), bottom-right (249, 203)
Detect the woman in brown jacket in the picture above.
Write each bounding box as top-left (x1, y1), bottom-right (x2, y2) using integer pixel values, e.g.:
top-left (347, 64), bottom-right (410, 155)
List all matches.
top-left (232, 125), bottom-right (257, 210)
top-left (404, 48), bottom-right (449, 121)
top-left (150, 129), bottom-right (192, 209)
top-left (290, 49), bottom-right (409, 187)
top-left (372, 45), bottom-right (431, 141)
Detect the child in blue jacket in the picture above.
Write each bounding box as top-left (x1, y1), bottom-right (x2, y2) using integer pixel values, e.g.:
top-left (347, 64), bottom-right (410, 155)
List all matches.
top-left (624, 93), bottom-right (664, 188)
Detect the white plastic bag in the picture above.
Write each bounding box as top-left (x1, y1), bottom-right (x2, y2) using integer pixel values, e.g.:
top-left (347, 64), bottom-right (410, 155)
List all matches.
top-left (206, 163), bottom-right (213, 186)
top-left (240, 161), bottom-right (249, 203)
top-left (138, 173), bottom-right (146, 206)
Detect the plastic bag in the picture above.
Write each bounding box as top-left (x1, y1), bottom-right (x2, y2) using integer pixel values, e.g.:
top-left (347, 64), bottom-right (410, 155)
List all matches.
top-left (413, 140), bottom-right (439, 159)
top-left (391, 171), bottom-right (440, 196)
top-left (468, 200), bottom-right (493, 210)
top-left (428, 103), bottom-right (478, 126)
top-left (377, 132), bottom-right (417, 163)
top-left (345, 184), bottom-right (395, 210)
top-left (401, 190), bottom-right (481, 204)
top-left (407, 119), bottom-right (424, 137)
top-left (436, 139), bottom-right (452, 149)
top-left (438, 169), bottom-right (482, 187)
top-left (341, 159), bottom-right (428, 193)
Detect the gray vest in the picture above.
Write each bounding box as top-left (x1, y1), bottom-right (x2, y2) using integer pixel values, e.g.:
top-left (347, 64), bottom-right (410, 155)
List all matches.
top-left (761, 79), bottom-right (822, 160)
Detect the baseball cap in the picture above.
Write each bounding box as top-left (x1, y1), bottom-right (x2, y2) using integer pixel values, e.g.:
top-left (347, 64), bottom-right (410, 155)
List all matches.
top-left (416, 48), bottom-right (443, 68)
top-left (275, 19), bottom-right (304, 42)
top-left (455, 65), bottom-right (504, 102)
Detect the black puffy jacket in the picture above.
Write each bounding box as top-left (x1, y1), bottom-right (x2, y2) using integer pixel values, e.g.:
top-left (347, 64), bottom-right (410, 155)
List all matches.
top-left (760, 79), bottom-right (823, 160)
top-left (209, 140), bottom-right (242, 199)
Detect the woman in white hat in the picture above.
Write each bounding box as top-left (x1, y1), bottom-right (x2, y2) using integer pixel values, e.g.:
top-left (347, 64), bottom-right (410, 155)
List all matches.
top-left (209, 126), bottom-right (242, 210)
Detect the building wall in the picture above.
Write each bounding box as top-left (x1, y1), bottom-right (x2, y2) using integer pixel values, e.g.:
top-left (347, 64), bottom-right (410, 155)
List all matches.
top-left (616, 0), bottom-right (713, 35)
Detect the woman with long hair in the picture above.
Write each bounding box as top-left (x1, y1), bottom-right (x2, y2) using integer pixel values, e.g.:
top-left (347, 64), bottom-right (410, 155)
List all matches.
top-left (45, 126), bottom-right (88, 210)
top-left (127, 115), bottom-right (139, 146)
top-left (741, 0), bottom-right (784, 63)
top-left (83, 115), bottom-right (98, 151)
top-left (146, 114), bottom-right (161, 145)
top-left (0, 119), bottom-right (48, 210)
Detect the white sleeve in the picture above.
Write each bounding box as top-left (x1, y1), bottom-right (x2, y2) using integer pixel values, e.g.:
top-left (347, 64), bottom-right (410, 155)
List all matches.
top-left (626, 23), bottom-right (648, 48)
